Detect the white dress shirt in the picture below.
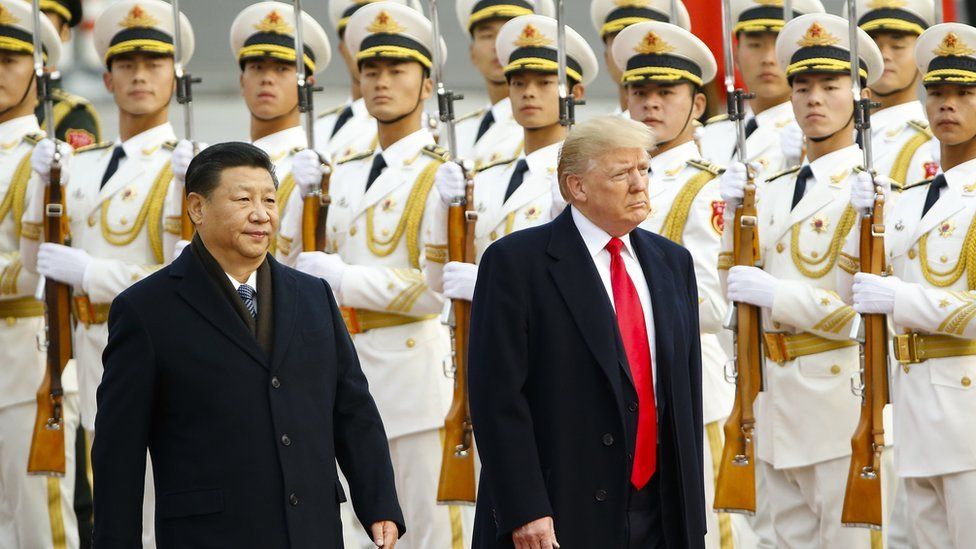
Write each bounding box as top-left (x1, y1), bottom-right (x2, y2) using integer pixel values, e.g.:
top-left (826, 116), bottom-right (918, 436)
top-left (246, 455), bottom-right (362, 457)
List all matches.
top-left (226, 270), bottom-right (258, 313)
top-left (571, 206), bottom-right (657, 393)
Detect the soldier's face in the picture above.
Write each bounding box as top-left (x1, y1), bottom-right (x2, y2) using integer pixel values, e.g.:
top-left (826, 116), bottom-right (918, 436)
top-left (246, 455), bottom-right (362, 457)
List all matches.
top-left (792, 73), bottom-right (855, 140)
top-left (192, 166), bottom-right (279, 260)
top-left (509, 71), bottom-right (574, 129)
top-left (603, 33), bottom-right (624, 87)
top-left (0, 52), bottom-right (36, 114)
top-left (103, 53), bottom-right (175, 117)
top-left (565, 147), bottom-right (651, 237)
top-left (925, 84), bottom-right (976, 146)
top-left (240, 58), bottom-right (300, 121)
top-left (870, 31), bottom-right (919, 96)
top-left (359, 58), bottom-right (432, 123)
top-left (627, 81), bottom-right (705, 145)
top-left (735, 31), bottom-right (789, 101)
top-left (470, 19), bottom-right (506, 84)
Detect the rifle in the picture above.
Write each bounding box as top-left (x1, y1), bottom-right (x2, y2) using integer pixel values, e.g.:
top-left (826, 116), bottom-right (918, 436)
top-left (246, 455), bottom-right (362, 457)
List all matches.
top-left (429, 0), bottom-right (476, 506)
top-left (714, 0), bottom-right (763, 515)
top-left (842, 7), bottom-right (887, 530)
top-left (555, 0), bottom-right (583, 128)
top-left (27, 0), bottom-right (70, 477)
top-left (292, 0), bottom-right (332, 253)
top-left (172, 0), bottom-right (201, 240)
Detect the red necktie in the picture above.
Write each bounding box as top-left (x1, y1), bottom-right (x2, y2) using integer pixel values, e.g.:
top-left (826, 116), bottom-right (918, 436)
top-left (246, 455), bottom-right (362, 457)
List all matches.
top-left (606, 237), bottom-right (657, 489)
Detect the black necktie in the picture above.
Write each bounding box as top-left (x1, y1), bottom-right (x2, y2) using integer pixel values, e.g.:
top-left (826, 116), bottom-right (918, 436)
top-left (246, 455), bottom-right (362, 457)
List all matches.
top-left (921, 174), bottom-right (948, 218)
top-left (100, 146), bottom-right (126, 189)
top-left (330, 105), bottom-right (354, 138)
top-left (475, 110), bottom-right (495, 142)
top-left (504, 159), bottom-right (530, 202)
top-left (744, 117), bottom-right (759, 139)
top-left (791, 165), bottom-right (813, 211)
top-left (365, 154), bottom-right (387, 192)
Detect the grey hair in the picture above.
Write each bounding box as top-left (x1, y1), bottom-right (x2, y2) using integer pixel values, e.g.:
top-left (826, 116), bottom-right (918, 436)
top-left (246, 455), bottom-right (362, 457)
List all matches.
top-left (556, 116), bottom-right (655, 201)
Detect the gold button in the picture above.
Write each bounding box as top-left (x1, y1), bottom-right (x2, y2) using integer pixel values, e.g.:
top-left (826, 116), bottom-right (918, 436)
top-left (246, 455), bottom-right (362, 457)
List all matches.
top-left (941, 255), bottom-right (949, 264)
top-left (908, 249), bottom-right (916, 260)
top-left (382, 229), bottom-right (390, 237)
top-left (5, 317), bottom-right (15, 326)
top-left (776, 243), bottom-right (784, 253)
top-left (406, 338), bottom-right (415, 348)
top-left (349, 226), bottom-right (357, 236)
top-left (902, 363), bottom-right (911, 374)
top-left (88, 215), bottom-right (96, 227)
top-left (131, 274), bottom-right (139, 281)
top-left (490, 231), bottom-right (498, 241)
top-left (773, 322), bottom-right (781, 329)
top-left (811, 251), bottom-right (819, 259)
top-left (830, 365), bottom-right (841, 375)
top-left (962, 376), bottom-right (972, 387)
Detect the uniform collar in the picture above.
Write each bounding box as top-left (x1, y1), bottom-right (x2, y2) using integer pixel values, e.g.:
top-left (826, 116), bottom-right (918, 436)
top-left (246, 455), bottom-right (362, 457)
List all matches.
top-left (806, 143), bottom-right (861, 186)
top-left (490, 97), bottom-right (513, 122)
top-left (524, 141), bottom-right (562, 177)
top-left (571, 205), bottom-right (636, 260)
top-left (870, 101), bottom-right (924, 130)
top-left (0, 115), bottom-right (41, 140)
top-left (252, 126), bottom-right (307, 159)
top-left (650, 140), bottom-right (698, 175)
top-left (753, 100), bottom-right (793, 128)
top-left (118, 122), bottom-right (176, 159)
top-left (351, 97), bottom-right (368, 117)
top-left (943, 157), bottom-right (976, 193)
top-left (377, 128), bottom-right (434, 168)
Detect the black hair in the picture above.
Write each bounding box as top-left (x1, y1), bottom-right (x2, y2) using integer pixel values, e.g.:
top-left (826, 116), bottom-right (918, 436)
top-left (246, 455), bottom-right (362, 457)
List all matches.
top-left (184, 142), bottom-right (278, 198)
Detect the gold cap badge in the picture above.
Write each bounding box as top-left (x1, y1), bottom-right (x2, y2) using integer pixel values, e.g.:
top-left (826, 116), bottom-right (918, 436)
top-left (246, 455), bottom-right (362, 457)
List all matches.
top-left (367, 10), bottom-right (406, 34)
top-left (254, 10), bottom-right (293, 34)
top-left (935, 32), bottom-right (975, 57)
top-left (634, 31), bottom-right (675, 55)
top-left (797, 22), bottom-right (840, 47)
top-left (119, 5), bottom-right (158, 29)
top-left (515, 24), bottom-right (553, 48)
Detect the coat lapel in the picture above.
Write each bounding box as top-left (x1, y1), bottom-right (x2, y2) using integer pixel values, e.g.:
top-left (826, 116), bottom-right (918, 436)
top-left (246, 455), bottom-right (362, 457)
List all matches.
top-left (90, 155), bottom-right (145, 217)
top-left (912, 187), bottom-right (965, 244)
top-left (353, 158), bottom-right (409, 217)
top-left (785, 177), bottom-right (835, 232)
top-left (172, 251), bottom-right (268, 368)
top-left (268, 258), bottom-right (297, 371)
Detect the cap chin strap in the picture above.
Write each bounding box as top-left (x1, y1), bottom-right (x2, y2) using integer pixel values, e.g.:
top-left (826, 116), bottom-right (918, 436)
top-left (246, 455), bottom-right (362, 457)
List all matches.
top-left (376, 82), bottom-right (425, 126)
top-left (655, 91), bottom-right (696, 148)
top-left (0, 74), bottom-right (37, 120)
top-left (808, 111), bottom-right (855, 143)
top-left (871, 71), bottom-right (918, 98)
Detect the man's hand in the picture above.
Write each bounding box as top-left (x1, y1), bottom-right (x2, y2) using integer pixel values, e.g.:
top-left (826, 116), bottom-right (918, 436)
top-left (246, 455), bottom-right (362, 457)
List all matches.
top-left (295, 251), bottom-right (348, 293)
top-left (31, 138), bottom-right (73, 184)
top-left (726, 265), bottom-right (778, 309)
top-left (780, 120), bottom-right (804, 166)
top-left (718, 162), bottom-right (760, 210)
top-left (852, 272), bottom-right (900, 315)
top-left (370, 520), bottom-right (399, 548)
top-left (37, 243), bottom-right (92, 288)
top-left (512, 516), bottom-right (559, 549)
top-left (443, 261), bottom-right (478, 301)
top-left (851, 171), bottom-right (891, 213)
top-left (172, 140), bottom-right (207, 185)
top-left (292, 149), bottom-right (330, 198)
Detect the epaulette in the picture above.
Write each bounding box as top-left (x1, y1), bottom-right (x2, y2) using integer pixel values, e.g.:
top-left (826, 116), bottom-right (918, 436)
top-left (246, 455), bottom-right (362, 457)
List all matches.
top-left (475, 155), bottom-right (518, 173)
top-left (23, 132), bottom-right (44, 146)
top-left (316, 103), bottom-right (345, 119)
top-left (766, 165), bottom-right (802, 182)
top-left (76, 141), bottom-right (113, 153)
top-left (908, 120), bottom-right (931, 135)
top-left (902, 177), bottom-right (933, 192)
top-left (704, 113), bottom-right (729, 125)
top-left (289, 146), bottom-right (306, 156)
top-left (52, 88), bottom-right (91, 109)
top-left (456, 108), bottom-right (486, 124)
top-left (336, 149), bottom-right (374, 164)
top-left (686, 158), bottom-right (724, 176)
top-left (421, 144), bottom-right (450, 162)
top-left (162, 140), bottom-right (179, 151)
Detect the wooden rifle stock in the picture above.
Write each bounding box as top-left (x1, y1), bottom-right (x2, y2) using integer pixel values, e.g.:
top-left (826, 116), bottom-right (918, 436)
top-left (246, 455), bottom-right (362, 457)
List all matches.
top-left (302, 159), bottom-right (333, 252)
top-left (27, 162), bottom-right (71, 476)
top-left (842, 192), bottom-right (889, 530)
top-left (714, 171), bottom-right (763, 514)
top-left (437, 170), bottom-right (477, 505)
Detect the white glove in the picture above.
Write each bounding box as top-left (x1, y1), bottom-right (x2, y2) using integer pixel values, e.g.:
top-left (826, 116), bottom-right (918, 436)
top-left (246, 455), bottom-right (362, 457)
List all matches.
top-left (442, 261), bottom-right (478, 301)
top-left (852, 272), bottom-right (900, 315)
top-left (550, 174), bottom-right (568, 220)
top-left (434, 162), bottom-right (466, 207)
top-left (174, 239), bottom-right (190, 259)
top-left (296, 251), bottom-right (348, 293)
top-left (37, 243), bottom-right (91, 288)
top-left (851, 171), bottom-right (891, 212)
top-left (718, 162), bottom-right (758, 209)
top-left (293, 149), bottom-right (330, 198)
top-left (726, 265), bottom-right (778, 309)
top-left (31, 138), bottom-right (73, 185)
top-left (172, 140), bottom-right (207, 184)
top-left (780, 121), bottom-right (804, 166)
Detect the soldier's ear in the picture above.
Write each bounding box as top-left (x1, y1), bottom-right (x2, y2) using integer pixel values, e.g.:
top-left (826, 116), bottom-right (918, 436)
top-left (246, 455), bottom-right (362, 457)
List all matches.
top-left (59, 25), bottom-right (71, 43)
top-left (572, 84), bottom-right (585, 101)
top-left (692, 90), bottom-right (707, 119)
top-left (102, 71), bottom-right (113, 93)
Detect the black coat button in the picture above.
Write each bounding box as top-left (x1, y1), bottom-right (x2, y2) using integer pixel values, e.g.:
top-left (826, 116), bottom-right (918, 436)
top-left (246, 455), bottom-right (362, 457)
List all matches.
top-left (628, 401), bottom-right (638, 412)
top-left (281, 434), bottom-right (292, 446)
top-left (602, 433), bottom-right (614, 446)
top-left (595, 489), bottom-right (608, 502)
top-left (271, 376), bottom-right (281, 388)
top-left (289, 493), bottom-right (299, 506)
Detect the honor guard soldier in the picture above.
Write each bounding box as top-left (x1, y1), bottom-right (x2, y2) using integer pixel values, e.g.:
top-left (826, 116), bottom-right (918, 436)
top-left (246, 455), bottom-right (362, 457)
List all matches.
top-left (451, 0), bottom-right (554, 171)
top-left (842, 22), bottom-right (976, 548)
top-left (424, 14), bottom-right (597, 302)
top-left (611, 21), bottom-right (755, 549)
top-left (219, 1), bottom-right (331, 265)
top-left (314, 0), bottom-right (420, 162)
top-left (590, 0), bottom-right (691, 118)
top-left (699, 0), bottom-right (825, 180)
top-left (286, 3), bottom-right (467, 547)
top-left (33, 0), bottom-right (101, 150)
top-left (717, 13), bottom-right (886, 548)
top-left (853, 0), bottom-right (937, 189)
top-left (22, 2), bottom-right (194, 547)
top-left (0, 3), bottom-right (81, 548)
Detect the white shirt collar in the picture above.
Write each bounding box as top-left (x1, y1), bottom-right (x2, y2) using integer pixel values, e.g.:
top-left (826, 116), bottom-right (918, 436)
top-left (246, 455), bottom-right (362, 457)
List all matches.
top-left (226, 270), bottom-right (257, 292)
top-left (943, 157), bottom-right (976, 192)
top-left (252, 125), bottom-right (307, 158)
top-left (807, 144), bottom-right (862, 186)
top-left (490, 97), bottom-right (513, 121)
top-left (753, 100), bottom-right (793, 128)
top-left (571, 205), bottom-right (637, 260)
top-left (118, 122), bottom-right (176, 159)
top-left (377, 128), bottom-right (434, 168)
top-left (524, 141), bottom-right (562, 177)
top-left (351, 97), bottom-right (369, 117)
top-left (0, 115), bottom-right (40, 139)
top-left (650, 140), bottom-right (698, 174)
top-left (870, 101), bottom-right (924, 130)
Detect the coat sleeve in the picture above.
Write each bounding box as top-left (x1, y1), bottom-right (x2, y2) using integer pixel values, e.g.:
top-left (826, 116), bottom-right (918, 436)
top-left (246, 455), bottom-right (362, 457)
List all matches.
top-left (683, 248), bottom-right (705, 516)
top-left (467, 240), bottom-right (552, 538)
top-left (893, 283), bottom-right (976, 339)
top-left (771, 279), bottom-right (857, 340)
top-left (92, 294), bottom-right (156, 548)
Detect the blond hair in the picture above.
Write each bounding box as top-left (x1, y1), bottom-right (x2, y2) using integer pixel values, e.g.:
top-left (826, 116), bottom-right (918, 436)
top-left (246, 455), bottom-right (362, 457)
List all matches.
top-left (556, 116), bottom-right (655, 201)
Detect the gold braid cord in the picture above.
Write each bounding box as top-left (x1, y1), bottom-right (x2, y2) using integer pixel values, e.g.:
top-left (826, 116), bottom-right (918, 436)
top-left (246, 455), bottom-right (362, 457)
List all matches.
top-left (366, 159), bottom-right (443, 268)
top-left (660, 170), bottom-right (719, 245)
top-left (100, 162), bottom-right (173, 263)
top-left (889, 130), bottom-right (933, 188)
top-left (276, 172), bottom-right (296, 214)
top-left (790, 205), bottom-right (857, 279)
top-left (1, 151), bottom-right (33, 238)
top-left (918, 212), bottom-right (976, 289)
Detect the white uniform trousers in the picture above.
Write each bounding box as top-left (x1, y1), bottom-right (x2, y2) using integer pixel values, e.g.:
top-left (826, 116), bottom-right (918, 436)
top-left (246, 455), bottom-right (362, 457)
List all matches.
top-left (0, 395), bottom-right (79, 549)
top-left (904, 469), bottom-right (976, 549)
